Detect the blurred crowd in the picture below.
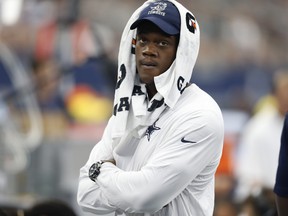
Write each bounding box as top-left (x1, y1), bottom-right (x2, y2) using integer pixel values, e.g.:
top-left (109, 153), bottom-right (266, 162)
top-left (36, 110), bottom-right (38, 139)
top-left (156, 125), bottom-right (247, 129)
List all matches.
top-left (0, 0), bottom-right (288, 215)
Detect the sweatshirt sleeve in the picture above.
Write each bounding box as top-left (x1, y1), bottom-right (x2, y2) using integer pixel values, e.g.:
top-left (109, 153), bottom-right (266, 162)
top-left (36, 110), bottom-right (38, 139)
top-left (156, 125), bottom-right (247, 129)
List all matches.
top-left (94, 110), bottom-right (224, 214)
top-left (77, 116), bottom-right (119, 214)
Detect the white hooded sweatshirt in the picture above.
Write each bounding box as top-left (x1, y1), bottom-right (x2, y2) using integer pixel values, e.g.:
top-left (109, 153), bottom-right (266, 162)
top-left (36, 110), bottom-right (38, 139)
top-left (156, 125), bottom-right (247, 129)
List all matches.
top-left (77, 0), bottom-right (224, 215)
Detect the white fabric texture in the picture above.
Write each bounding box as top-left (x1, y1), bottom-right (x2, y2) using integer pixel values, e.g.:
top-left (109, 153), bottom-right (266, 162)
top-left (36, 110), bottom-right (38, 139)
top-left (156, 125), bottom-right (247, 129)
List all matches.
top-left (111, 0), bottom-right (200, 139)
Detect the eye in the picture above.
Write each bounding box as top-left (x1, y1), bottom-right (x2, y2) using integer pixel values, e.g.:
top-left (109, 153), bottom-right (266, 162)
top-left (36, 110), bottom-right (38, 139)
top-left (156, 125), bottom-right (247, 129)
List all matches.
top-left (137, 36), bottom-right (146, 46)
top-left (159, 40), bottom-right (169, 47)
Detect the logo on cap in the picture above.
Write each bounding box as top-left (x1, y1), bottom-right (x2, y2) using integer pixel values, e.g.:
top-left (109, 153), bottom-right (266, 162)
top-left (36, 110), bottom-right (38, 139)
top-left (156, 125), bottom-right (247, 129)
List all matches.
top-left (130, 1), bottom-right (181, 35)
top-left (148, 2), bottom-right (167, 16)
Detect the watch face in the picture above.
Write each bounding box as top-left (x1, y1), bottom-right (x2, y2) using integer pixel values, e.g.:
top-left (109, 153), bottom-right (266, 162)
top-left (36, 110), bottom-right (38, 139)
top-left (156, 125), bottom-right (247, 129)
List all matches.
top-left (89, 162), bottom-right (101, 182)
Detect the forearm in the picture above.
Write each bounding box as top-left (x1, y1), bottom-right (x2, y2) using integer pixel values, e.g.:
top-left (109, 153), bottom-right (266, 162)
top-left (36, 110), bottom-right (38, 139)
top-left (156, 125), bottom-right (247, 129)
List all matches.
top-left (77, 118), bottom-right (117, 213)
top-left (97, 163), bottom-right (168, 214)
top-left (77, 151), bottom-right (116, 213)
top-left (78, 111), bottom-right (223, 214)
top-left (97, 142), bottom-right (220, 214)
top-left (77, 164), bottom-right (117, 214)
top-left (78, 158), bottom-right (177, 214)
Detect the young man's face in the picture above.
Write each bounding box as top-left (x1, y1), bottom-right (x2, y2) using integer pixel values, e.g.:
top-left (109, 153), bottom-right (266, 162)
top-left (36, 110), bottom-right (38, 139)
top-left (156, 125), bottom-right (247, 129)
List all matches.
top-left (135, 22), bottom-right (178, 85)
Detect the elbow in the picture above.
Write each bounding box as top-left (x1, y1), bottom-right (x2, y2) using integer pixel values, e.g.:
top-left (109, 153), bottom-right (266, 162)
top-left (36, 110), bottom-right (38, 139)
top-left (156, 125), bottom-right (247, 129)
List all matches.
top-left (77, 181), bottom-right (115, 215)
top-left (77, 193), bottom-right (94, 214)
top-left (77, 166), bottom-right (95, 209)
top-left (77, 196), bottom-right (86, 211)
top-left (77, 190), bottom-right (89, 213)
top-left (77, 181), bottom-right (88, 208)
top-left (76, 176), bottom-right (97, 210)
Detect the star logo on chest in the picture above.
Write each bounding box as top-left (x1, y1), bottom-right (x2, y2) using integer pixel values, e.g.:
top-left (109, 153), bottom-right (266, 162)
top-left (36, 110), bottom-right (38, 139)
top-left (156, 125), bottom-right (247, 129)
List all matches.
top-left (145, 118), bottom-right (161, 141)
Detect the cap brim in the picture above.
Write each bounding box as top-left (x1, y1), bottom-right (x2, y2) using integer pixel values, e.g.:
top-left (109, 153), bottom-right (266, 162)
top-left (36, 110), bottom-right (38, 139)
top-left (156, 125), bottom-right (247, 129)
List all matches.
top-left (130, 17), bottom-right (179, 35)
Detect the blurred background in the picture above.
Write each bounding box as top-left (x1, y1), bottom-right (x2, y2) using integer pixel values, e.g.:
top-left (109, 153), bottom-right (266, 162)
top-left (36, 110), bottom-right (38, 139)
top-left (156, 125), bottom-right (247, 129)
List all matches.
top-left (0, 0), bottom-right (287, 215)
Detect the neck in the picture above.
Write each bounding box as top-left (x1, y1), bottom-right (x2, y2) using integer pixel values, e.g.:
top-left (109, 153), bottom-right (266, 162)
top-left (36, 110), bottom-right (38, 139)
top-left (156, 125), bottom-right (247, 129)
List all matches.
top-left (146, 82), bottom-right (157, 100)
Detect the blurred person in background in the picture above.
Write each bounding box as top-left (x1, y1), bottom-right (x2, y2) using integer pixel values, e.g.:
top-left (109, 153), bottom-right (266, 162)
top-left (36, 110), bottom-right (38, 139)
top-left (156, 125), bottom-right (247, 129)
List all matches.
top-left (234, 69), bottom-right (288, 215)
top-left (274, 113), bottom-right (288, 216)
top-left (0, 208), bottom-right (16, 216)
top-left (213, 198), bottom-right (239, 216)
top-left (34, 0), bottom-right (95, 68)
top-left (0, 199), bottom-right (77, 216)
top-left (31, 58), bottom-right (70, 137)
top-left (26, 199), bottom-right (77, 216)
top-left (34, 0), bottom-right (117, 124)
top-left (31, 58), bottom-right (65, 111)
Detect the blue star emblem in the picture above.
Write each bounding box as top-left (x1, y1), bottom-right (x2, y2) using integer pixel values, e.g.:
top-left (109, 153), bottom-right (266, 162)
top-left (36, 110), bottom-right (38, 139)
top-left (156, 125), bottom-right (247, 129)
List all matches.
top-left (145, 119), bottom-right (161, 141)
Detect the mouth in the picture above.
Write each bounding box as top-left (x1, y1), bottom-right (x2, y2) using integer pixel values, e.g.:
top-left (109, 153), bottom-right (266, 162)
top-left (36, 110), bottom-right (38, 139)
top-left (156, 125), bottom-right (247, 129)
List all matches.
top-left (140, 60), bottom-right (157, 68)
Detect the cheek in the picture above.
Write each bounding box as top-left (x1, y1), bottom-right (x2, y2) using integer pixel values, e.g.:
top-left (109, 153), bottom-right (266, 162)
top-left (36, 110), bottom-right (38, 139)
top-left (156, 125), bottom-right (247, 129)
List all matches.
top-left (162, 52), bottom-right (176, 70)
top-left (135, 47), bottom-right (141, 63)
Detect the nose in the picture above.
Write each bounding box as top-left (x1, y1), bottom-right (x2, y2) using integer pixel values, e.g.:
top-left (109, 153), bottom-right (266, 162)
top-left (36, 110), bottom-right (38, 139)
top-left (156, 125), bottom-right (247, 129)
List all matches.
top-left (142, 43), bottom-right (157, 57)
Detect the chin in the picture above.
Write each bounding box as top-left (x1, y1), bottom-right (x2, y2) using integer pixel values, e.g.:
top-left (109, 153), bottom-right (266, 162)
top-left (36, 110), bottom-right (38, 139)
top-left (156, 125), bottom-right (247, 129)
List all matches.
top-left (139, 76), bottom-right (152, 84)
top-left (141, 79), bottom-right (154, 85)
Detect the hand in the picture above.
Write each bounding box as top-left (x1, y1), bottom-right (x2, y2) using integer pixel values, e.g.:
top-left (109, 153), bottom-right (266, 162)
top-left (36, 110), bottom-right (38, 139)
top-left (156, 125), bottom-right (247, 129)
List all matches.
top-left (102, 159), bottom-right (116, 165)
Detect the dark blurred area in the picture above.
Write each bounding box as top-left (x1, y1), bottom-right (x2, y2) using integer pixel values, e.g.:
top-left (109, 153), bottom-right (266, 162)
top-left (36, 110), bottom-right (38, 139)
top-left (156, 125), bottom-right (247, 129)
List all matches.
top-left (0, 0), bottom-right (287, 215)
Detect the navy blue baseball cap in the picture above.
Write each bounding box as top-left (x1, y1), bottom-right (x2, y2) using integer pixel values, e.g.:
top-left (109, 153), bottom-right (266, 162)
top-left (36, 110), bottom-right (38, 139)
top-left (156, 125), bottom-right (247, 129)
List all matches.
top-left (130, 1), bottom-right (180, 35)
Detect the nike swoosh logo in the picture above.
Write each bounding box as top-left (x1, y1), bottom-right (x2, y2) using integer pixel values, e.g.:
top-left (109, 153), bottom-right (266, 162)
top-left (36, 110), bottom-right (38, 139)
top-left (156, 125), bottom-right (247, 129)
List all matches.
top-left (181, 137), bottom-right (196, 143)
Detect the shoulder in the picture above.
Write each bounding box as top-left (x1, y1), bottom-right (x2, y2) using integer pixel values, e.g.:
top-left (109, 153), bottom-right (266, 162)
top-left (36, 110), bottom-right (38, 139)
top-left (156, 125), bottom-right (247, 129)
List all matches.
top-left (175, 84), bottom-right (223, 119)
top-left (166, 84), bottom-right (224, 133)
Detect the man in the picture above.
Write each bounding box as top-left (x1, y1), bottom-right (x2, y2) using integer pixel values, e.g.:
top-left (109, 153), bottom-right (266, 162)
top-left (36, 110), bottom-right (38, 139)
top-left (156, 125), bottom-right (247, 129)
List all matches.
top-left (274, 113), bottom-right (288, 216)
top-left (235, 70), bottom-right (288, 203)
top-left (77, 1), bottom-right (224, 215)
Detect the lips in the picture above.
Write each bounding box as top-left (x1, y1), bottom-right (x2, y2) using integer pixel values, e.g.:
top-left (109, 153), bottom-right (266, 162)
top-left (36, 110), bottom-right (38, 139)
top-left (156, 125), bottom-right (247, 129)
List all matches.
top-left (137, 59), bottom-right (158, 84)
top-left (140, 59), bottom-right (157, 68)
